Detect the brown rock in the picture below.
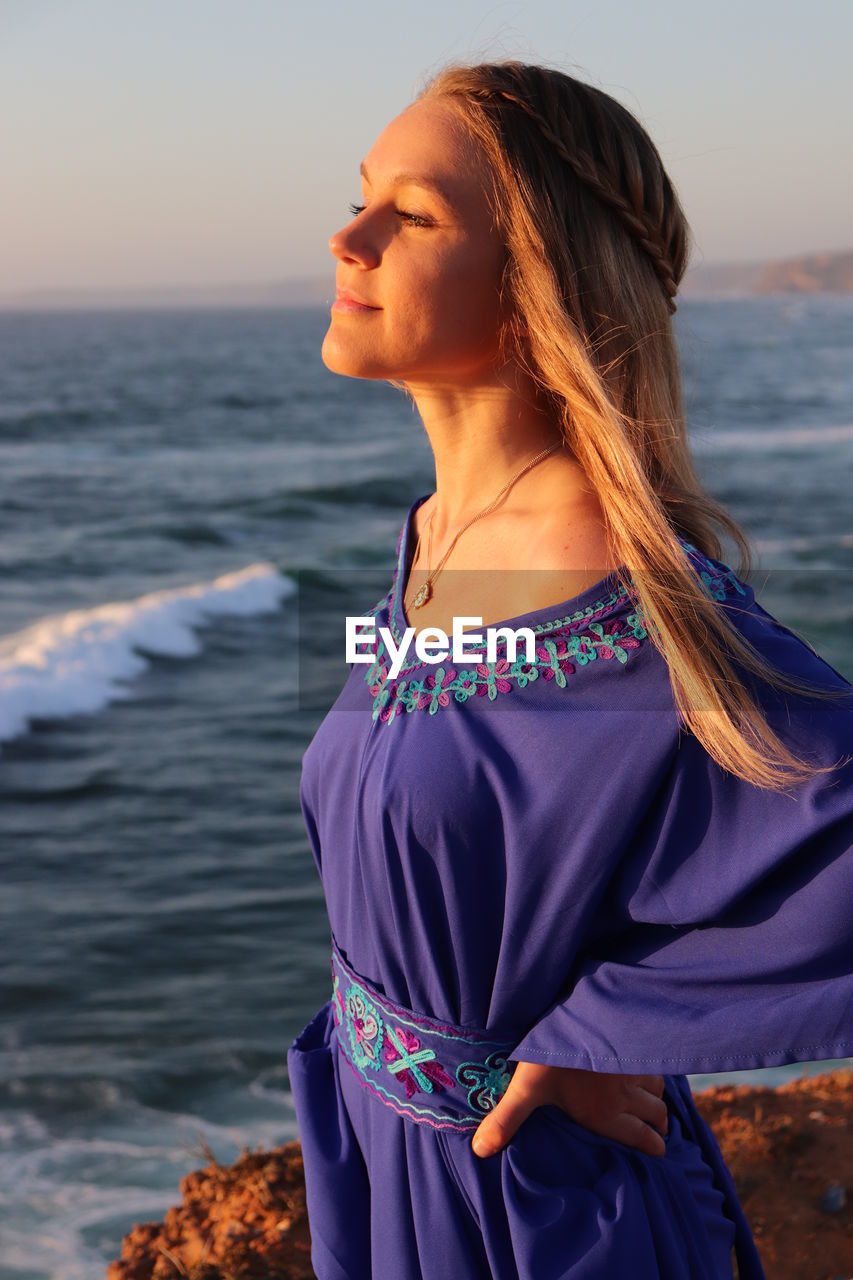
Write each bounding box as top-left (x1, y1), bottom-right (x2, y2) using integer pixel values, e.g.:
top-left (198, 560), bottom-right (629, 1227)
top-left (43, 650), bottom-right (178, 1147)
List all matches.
top-left (693, 1068), bottom-right (852, 1279)
top-left (107, 1070), bottom-right (852, 1280)
top-left (106, 1136), bottom-right (315, 1280)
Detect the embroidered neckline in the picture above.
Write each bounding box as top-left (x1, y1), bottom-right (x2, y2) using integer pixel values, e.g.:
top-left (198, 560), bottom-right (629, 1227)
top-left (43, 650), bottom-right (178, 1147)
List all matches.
top-left (678, 540), bottom-right (749, 603)
top-left (353, 498), bottom-right (749, 724)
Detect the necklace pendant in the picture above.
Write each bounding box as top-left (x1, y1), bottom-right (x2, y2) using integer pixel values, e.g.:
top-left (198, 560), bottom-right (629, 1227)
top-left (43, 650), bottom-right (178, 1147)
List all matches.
top-left (411, 580), bottom-right (432, 609)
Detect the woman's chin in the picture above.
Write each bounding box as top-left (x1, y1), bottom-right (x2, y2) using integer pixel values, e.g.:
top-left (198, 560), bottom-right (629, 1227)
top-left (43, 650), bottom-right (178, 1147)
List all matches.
top-left (320, 337), bottom-right (391, 380)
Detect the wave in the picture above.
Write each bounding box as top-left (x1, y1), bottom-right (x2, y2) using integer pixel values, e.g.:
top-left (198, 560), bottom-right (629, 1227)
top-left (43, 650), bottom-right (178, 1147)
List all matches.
top-left (0, 1098), bottom-right (299, 1279)
top-left (0, 565), bottom-right (295, 752)
top-left (752, 530), bottom-right (853, 556)
top-left (691, 421), bottom-right (853, 453)
top-left (0, 1180), bottom-right (175, 1280)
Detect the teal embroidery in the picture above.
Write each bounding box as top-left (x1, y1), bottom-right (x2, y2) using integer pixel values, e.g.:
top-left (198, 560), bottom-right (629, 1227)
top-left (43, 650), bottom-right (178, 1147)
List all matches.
top-left (384, 1024), bottom-right (450, 1095)
top-left (333, 964), bottom-right (512, 1127)
top-left (360, 611), bottom-right (648, 724)
top-left (353, 535), bottom-right (746, 723)
top-left (384, 1024), bottom-right (437, 1090)
top-left (341, 978), bottom-right (456, 1097)
top-left (345, 985), bottom-right (384, 1072)
top-left (456, 1052), bottom-right (514, 1115)
top-left (680, 541), bottom-right (748, 601)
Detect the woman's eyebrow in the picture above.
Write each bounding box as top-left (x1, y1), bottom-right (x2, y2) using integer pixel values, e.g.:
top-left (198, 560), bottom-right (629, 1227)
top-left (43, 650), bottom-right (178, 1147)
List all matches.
top-left (359, 160), bottom-right (455, 207)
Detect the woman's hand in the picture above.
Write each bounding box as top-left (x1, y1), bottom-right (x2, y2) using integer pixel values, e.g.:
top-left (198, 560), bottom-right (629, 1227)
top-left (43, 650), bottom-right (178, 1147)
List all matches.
top-left (471, 1060), bottom-right (669, 1159)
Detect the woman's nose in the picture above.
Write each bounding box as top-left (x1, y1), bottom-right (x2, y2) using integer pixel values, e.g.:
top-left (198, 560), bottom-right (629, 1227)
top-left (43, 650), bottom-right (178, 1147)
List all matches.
top-left (329, 220), bottom-right (380, 267)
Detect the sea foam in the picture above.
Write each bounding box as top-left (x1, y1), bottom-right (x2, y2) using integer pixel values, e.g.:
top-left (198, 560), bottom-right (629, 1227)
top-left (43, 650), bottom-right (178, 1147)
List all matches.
top-left (0, 564), bottom-right (295, 750)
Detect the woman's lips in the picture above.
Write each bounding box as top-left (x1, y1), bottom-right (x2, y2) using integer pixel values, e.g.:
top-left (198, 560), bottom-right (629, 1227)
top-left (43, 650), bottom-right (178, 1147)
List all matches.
top-left (332, 293), bottom-right (380, 313)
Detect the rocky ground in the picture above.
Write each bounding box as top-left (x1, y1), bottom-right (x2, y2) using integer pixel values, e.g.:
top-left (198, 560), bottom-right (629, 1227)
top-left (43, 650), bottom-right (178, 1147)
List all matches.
top-left (106, 1068), bottom-right (851, 1280)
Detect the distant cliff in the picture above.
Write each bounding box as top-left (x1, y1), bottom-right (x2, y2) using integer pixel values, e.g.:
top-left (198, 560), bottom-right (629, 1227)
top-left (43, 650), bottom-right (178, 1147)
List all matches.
top-left (755, 250), bottom-right (853, 294)
top-left (682, 248), bottom-right (853, 298)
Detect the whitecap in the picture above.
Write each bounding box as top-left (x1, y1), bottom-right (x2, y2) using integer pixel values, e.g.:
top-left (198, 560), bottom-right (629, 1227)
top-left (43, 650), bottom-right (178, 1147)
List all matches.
top-left (0, 565), bottom-right (296, 750)
top-left (691, 421), bottom-right (853, 453)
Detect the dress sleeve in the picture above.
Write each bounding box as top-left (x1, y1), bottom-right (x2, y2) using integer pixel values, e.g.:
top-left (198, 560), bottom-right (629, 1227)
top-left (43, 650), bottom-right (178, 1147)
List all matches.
top-left (508, 604), bottom-right (853, 1076)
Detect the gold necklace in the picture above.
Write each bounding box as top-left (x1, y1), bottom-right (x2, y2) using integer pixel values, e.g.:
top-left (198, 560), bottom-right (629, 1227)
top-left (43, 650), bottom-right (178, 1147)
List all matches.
top-left (406, 440), bottom-right (564, 611)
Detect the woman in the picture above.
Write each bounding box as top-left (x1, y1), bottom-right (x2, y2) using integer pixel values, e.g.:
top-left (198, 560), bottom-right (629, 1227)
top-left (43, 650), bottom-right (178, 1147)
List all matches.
top-left (287, 60), bottom-right (853, 1279)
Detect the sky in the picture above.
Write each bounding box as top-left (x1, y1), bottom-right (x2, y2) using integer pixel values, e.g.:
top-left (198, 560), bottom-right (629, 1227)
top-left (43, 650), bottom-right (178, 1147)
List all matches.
top-left (1, 0), bottom-right (851, 295)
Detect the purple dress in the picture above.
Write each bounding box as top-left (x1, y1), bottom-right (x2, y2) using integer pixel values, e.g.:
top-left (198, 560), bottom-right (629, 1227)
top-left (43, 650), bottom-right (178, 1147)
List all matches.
top-left (287, 492), bottom-right (853, 1280)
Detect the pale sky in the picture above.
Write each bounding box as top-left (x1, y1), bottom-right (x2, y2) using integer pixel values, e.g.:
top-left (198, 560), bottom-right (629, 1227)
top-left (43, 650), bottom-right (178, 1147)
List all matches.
top-left (2, 0), bottom-right (851, 294)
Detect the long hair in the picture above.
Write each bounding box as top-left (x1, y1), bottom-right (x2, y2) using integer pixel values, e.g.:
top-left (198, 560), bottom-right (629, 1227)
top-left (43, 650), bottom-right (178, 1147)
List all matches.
top-left (413, 58), bottom-right (850, 790)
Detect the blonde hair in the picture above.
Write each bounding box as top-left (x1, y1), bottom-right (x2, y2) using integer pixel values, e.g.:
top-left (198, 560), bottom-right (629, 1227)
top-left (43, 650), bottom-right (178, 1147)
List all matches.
top-left (412, 58), bottom-right (851, 791)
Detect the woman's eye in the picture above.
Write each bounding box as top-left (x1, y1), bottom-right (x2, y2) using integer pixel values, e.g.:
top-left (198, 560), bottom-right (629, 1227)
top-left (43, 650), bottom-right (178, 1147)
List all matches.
top-left (346, 202), bottom-right (430, 228)
top-left (399, 210), bottom-right (431, 228)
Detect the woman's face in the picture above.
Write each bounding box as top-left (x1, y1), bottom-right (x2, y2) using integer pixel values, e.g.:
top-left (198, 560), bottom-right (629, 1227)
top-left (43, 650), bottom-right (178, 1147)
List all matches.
top-left (322, 97), bottom-right (509, 385)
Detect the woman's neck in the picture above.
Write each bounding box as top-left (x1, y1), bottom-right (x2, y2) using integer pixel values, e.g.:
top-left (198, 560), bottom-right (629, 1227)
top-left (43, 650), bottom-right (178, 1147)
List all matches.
top-left (405, 362), bottom-right (583, 538)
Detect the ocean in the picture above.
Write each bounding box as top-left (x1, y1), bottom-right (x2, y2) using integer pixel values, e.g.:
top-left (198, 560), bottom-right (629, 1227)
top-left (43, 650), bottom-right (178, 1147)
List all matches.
top-left (1, 296), bottom-right (852, 1278)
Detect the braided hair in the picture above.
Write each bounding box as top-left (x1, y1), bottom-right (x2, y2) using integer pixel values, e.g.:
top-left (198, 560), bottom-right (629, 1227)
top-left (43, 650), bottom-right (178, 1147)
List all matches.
top-left (420, 61), bottom-right (686, 317)
top-left (481, 83), bottom-right (680, 313)
top-left (408, 60), bottom-right (848, 791)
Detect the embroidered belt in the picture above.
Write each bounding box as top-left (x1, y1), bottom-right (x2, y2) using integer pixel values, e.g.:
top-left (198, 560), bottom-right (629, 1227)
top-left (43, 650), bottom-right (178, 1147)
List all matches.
top-left (330, 936), bottom-right (518, 1132)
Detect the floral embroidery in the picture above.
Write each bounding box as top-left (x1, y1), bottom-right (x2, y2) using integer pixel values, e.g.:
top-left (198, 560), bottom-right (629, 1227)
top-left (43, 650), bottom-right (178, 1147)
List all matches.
top-left (680, 542), bottom-right (749, 601)
top-left (456, 1052), bottom-right (514, 1115)
top-left (360, 613), bottom-right (648, 724)
top-left (383, 1024), bottom-right (456, 1098)
top-left (332, 954), bottom-right (518, 1129)
top-left (351, 532), bottom-right (747, 722)
top-left (341, 980), bottom-right (460, 1099)
top-left (345, 985), bottom-right (384, 1072)
top-left (537, 638), bottom-right (574, 685)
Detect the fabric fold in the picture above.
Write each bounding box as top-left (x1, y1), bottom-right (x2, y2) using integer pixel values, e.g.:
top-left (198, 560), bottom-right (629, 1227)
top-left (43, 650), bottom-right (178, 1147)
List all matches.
top-left (509, 622), bottom-right (853, 1075)
top-left (497, 1099), bottom-right (738, 1279)
top-left (286, 999), bottom-right (372, 1280)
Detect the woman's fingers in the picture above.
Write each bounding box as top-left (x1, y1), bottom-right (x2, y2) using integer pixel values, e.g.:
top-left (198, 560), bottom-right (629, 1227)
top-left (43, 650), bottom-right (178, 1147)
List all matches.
top-left (568, 1075), bottom-right (668, 1132)
top-left (635, 1073), bottom-right (665, 1097)
top-left (568, 1083), bottom-right (669, 1156)
top-left (624, 1082), bottom-right (669, 1137)
top-left (610, 1111), bottom-right (668, 1158)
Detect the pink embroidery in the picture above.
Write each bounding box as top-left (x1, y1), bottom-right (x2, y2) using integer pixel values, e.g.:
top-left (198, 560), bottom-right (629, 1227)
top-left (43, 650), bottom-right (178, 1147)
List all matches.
top-left (383, 1025), bottom-right (456, 1098)
top-left (537, 638), bottom-right (575, 682)
top-left (475, 657), bottom-right (513, 698)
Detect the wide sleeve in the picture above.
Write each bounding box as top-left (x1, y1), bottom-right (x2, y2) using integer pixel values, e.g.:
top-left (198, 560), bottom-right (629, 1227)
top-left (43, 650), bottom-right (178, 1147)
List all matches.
top-left (508, 602), bottom-right (853, 1076)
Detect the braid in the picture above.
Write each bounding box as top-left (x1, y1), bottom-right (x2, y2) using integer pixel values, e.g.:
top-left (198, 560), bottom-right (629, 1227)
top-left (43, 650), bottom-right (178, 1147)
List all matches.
top-left (472, 84), bottom-right (679, 314)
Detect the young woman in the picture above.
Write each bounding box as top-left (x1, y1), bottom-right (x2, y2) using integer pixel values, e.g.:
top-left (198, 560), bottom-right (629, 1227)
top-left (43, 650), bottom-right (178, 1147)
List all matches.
top-left (287, 60), bottom-right (853, 1279)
